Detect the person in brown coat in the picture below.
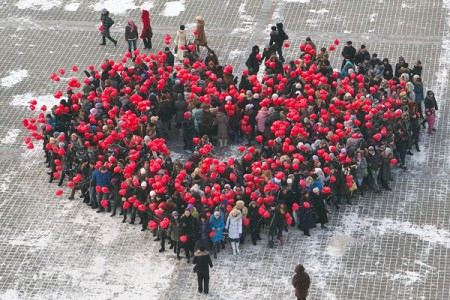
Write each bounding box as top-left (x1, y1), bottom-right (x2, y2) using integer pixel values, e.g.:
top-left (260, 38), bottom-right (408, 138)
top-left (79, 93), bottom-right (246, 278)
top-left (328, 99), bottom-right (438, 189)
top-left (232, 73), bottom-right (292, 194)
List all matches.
top-left (194, 16), bottom-right (211, 52)
top-left (292, 264), bottom-right (311, 300)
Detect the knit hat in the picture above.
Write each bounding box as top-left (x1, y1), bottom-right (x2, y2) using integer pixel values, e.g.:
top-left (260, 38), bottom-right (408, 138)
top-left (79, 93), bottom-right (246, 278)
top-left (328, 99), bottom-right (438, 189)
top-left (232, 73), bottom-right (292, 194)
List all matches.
top-left (312, 187), bottom-right (319, 193)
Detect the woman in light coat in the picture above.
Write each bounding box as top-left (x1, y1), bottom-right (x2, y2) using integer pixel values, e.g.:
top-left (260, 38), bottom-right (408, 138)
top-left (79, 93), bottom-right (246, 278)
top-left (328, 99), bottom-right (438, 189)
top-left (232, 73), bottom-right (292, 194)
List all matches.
top-left (225, 208), bottom-right (242, 255)
top-left (215, 106), bottom-right (229, 148)
top-left (194, 16), bottom-right (211, 52)
top-left (174, 25), bottom-right (187, 62)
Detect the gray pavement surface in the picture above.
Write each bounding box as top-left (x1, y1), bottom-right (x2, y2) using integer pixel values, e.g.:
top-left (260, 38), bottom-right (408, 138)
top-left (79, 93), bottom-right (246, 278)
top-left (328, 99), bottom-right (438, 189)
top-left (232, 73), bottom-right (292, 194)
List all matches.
top-left (0, 0), bottom-right (450, 299)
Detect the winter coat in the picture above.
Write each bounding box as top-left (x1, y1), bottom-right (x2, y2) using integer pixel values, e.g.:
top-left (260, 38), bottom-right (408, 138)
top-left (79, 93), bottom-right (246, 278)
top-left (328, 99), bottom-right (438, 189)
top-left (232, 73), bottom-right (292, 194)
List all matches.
top-left (192, 108), bottom-right (202, 132)
top-left (292, 270), bottom-right (311, 299)
top-left (311, 193), bottom-right (328, 224)
top-left (225, 211), bottom-right (243, 239)
top-left (125, 24), bottom-right (138, 41)
top-left (180, 213), bottom-right (198, 238)
top-left (245, 46), bottom-right (261, 75)
top-left (268, 208), bottom-right (285, 237)
top-left (424, 95), bottom-right (438, 111)
top-left (174, 29), bottom-right (187, 61)
top-left (215, 111), bottom-right (229, 139)
top-left (247, 204), bottom-right (261, 232)
top-left (366, 152), bottom-right (381, 170)
top-left (195, 19), bottom-right (207, 46)
top-left (255, 110), bottom-right (268, 133)
top-left (158, 100), bottom-right (173, 121)
top-left (164, 51), bottom-right (175, 67)
top-left (355, 157), bottom-right (367, 181)
top-left (101, 13), bottom-right (114, 37)
top-left (414, 82), bottom-right (424, 104)
top-left (174, 96), bottom-right (187, 127)
top-left (168, 218), bottom-right (182, 241)
top-left (199, 110), bottom-right (215, 133)
top-left (140, 10), bottom-right (152, 39)
top-left (297, 203), bottom-right (316, 231)
top-left (341, 45), bottom-right (356, 60)
top-left (209, 215), bottom-right (224, 242)
top-left (193, 250), bottom-right (213, 274)
top-left (380, 154), bottom-right (392, 181)
top-left (198, 220), bottom-right (211, 248)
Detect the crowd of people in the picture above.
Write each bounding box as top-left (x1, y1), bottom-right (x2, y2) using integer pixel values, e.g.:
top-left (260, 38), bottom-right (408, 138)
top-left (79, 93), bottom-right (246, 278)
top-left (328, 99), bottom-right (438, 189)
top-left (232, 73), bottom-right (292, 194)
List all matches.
top-left (22, 9), bottom-right (439, 295)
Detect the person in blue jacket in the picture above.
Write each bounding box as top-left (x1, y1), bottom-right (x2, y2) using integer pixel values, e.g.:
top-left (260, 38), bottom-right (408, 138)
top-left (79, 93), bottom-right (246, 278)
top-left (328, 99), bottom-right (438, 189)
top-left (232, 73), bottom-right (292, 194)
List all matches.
top-left (209, 211), bottom-right (224, 259)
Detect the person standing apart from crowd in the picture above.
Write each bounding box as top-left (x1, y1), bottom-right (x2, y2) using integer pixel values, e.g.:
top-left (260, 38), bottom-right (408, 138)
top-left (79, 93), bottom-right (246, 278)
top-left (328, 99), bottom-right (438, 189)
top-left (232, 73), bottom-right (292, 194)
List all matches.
top-left (125, 19), bottom-right (139, 55)
top-left (140, 9), bottom-right (152, 49)
top-left (292, 264), bottom-right (311, 300)
top-left (194, 16), bottom-right (211, 52)
top-left (225, 208), bottom-right (242, 255)
top-left (423, 90), bottom-right (438, 132)
top-left (174, 25), bottom-right (187, 62)
top-left (193, 246), bottom-right (213, 294)
top-left (100, 9), bottom-right (117, 46)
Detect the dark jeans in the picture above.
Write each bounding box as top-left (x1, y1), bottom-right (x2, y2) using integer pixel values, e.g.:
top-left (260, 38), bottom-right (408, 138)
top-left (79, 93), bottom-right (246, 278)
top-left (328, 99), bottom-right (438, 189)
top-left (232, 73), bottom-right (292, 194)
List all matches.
top-left (197, 271), bottom-right (210, 293)
top-left (142, 37), bottom-right (152, 49)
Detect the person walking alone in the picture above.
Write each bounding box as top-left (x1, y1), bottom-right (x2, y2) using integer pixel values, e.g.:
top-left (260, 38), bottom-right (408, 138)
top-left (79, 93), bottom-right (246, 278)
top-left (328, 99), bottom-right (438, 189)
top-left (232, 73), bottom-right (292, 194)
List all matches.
top-left (194, 16), bottom-right (211, 52)
top-left (193, 246), bottom-right (213, 294)
top-left (100, 9), bottom-right (117, 46)
top-left (292, 264), bottom-right (311, 300)
top-left (140, 10), bottom-right (152, 49)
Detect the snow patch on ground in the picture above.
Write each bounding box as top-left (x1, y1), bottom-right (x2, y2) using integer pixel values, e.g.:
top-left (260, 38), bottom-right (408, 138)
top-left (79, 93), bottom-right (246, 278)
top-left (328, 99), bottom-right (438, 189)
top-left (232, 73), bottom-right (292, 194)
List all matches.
top-left (1, 69), bottom-right (28, 88)
top-left (231, 3), bottom-right (255, 35)
top-left (282, 0), bottom-right (310, 3)
top-left (91, 0), bottom-right (154, 15)
top-left (309, 8), bottom-right (329, 14)
top-left (10, 93), bottom-right (58, 108)
top-left (369, 13), bottom-right (378, 22)
top-left (0, 129), bottom-right (20, 145)
top-left (9, 230), bottom-right (52, 249)
top-left (0, 171), bottom-right (14, 194)
top-left (16, 0), bottom-right (61, 10)
top-left (162, 0), bottom-right (185, 17)
top-left (64, 2), bottom-right (80, 11)
top-left (326, 234), bottom-right (353, 257)
top-left (228, 49), bottom-right (245, 60)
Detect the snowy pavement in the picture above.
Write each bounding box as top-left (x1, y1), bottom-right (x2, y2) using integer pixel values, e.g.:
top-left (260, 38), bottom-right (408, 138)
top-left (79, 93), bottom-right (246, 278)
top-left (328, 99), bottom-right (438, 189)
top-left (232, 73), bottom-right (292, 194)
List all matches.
top-left (1, 0), bottom-right (450, 299)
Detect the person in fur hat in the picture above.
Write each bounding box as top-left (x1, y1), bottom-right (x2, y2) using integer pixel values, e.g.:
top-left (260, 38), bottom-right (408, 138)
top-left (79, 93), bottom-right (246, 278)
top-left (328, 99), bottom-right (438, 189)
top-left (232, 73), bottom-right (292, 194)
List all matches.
top-left (292, 264), bottom-right (311, 300)
top-left (245, 45), bottom-right (261, 75)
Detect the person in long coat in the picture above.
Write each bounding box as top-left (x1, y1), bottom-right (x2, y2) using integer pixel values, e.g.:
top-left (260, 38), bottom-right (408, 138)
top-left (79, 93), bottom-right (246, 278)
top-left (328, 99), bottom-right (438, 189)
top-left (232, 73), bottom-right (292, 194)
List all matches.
top-left (225, 208), bottom-right (242, 255)
top-left (174, 25), bottom-right (187, 61)
top-left (174, 93), bottom-right (186, 130)
top-left (209, 211), bottom-right (224, 258)
top-left (140, 9), bottom-right (152, 49)
top-left (310, 188), bottom-right (328, 228)
top-left (100, 9), bottom-right (117, 46)
top-left (247, 201), bottom-right (262, 245)
top-left (379, 148), bottom-right (393, 191)
top-left (194, 16), bottom-right (211, 52)
top-left (215, 106), bottom-right (229, 148)
top-left (193, 246), bottom-right (213, 294)
top-left (292, 264), bottom-right (311, 300)
top-left (198, 214), bottom-right (211, 250)
top-left (168, 211), bottom-right (182, 259)
top-left (297, 201), bottom-right (315, 236)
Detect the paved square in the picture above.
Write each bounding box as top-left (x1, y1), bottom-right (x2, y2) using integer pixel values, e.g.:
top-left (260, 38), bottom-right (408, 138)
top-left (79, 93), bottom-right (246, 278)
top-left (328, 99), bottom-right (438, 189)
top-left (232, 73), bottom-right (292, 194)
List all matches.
top-left (0, 0), bottom-right (449, 299)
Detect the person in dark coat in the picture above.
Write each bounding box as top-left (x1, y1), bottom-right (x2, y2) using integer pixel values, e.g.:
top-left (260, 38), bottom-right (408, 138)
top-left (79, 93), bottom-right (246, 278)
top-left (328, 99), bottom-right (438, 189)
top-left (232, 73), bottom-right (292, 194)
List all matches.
top-left (182, 112), bottom-right (195, 153)
top-left (382, 58), bottom-right (393, 80)
top-left (310, 188), bottom-right (328, 228)
top-left (198, 214), bottom-right (211, 249)
top-left (245, 45), bottom-right (261, 75)
top-left (341, 40), bottom-right (356, 68)
top-left (100, 9), bottom-right (117, 46)
top-left (292, 264), bottom-right (311, 300)
top-left (354, 44), bottom-right (370, 66)
top-left (193, 246), bottom-right (213, 294)
top-left (174, 93), bottom-right (186, 130)
top-left (180, 208), bottom-right (198, 263)
top-left (379, 147), bottom-right (393, 191)
top-left (164, 47), bottom-right (175, 67)
top-left (297, 201), bottom-right (315, 236)
top-left (158, 98), bottom-right (173, 140)
top-left (267, 202), bottom-right (286, 247)
top-left (125, 19), bottom-right (139, 54)
top-left (247, 201), bottom-right (262, 245)
top-left (366, 146), bottom-right (381, 193)
top-left (422, 90), bottom-right (438, 130)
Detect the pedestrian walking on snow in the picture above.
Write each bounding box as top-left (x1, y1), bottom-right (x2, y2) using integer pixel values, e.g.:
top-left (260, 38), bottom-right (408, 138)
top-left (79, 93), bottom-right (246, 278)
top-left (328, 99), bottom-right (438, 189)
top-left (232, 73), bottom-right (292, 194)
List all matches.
top-left (99, 9), bottom-right (117, 46)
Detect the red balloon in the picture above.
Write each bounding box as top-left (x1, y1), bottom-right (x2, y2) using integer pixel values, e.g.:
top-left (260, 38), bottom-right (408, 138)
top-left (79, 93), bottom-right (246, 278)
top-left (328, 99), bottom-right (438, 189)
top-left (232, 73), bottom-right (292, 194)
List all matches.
top-left (303, 202), bottom-right (310, 209)
top-left (390, 158), bottom-right (398, 165)
top-left (209, 231), bottom-right (216, 238)
top-left (55, 189), bottom-right (63, 196)
top-left (180, 235), bottom-right (188, 243)
top-left (148, 221), bottom-right (158, 229)
top-left (292, 203), bottom-right (300, 211)
top-left (243, 218), bottom-right (250, 226)
top-left (123, 202), bottom-right (131, 209)
top-left (67, 181), bottom-right (74, 188)
top-left (100, 199), bottom-right (109, 208)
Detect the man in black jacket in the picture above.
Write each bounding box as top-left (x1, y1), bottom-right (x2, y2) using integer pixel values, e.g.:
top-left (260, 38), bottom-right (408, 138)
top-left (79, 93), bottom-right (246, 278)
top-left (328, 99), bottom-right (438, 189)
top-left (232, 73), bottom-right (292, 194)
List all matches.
top-left (341, 40), bottom-right (356, 69)
top-left (366, 146), bottom-right (381, 193)
top-left (193, 246), bottom-right (213, 294)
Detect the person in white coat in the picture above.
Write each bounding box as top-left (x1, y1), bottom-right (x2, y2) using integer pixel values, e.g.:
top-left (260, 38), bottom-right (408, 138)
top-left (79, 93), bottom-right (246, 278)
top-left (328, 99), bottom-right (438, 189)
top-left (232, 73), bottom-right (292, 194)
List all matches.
top-left (225, 208), bottom-right (242, 255)
top-left (174, 25), bottom-right (187, 62)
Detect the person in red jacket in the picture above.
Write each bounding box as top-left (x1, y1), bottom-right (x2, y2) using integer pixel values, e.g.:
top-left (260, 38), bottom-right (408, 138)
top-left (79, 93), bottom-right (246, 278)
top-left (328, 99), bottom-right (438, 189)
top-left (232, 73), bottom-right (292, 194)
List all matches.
top-left (140, 9), bottom-right (153, 49)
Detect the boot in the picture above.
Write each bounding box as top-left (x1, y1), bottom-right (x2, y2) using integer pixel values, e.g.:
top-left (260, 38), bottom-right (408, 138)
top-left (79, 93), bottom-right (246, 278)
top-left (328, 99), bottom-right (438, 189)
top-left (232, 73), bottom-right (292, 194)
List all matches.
top-left (224, 139), bottom-right (228, 147)
top-left (231, 242), bottom-right (236, 255)
top-left (159, 247), bottom-right (165, 252)
top-left (415, 144), bottom-right (420, 152)
top-left (213, 247), bottom-right (217, 259)
top-left (321, 224), bottom-right (327, 229)
top-left (235, 242), bottom-right (240, 254)
top-left (279, 236), bottom-right (285, 246)
top-left (100, 36), bottom-right (106, 45)
top-left (304, 230), bottom-right (310, 236)
top-left (218, 139), bottom-right (224, 148)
